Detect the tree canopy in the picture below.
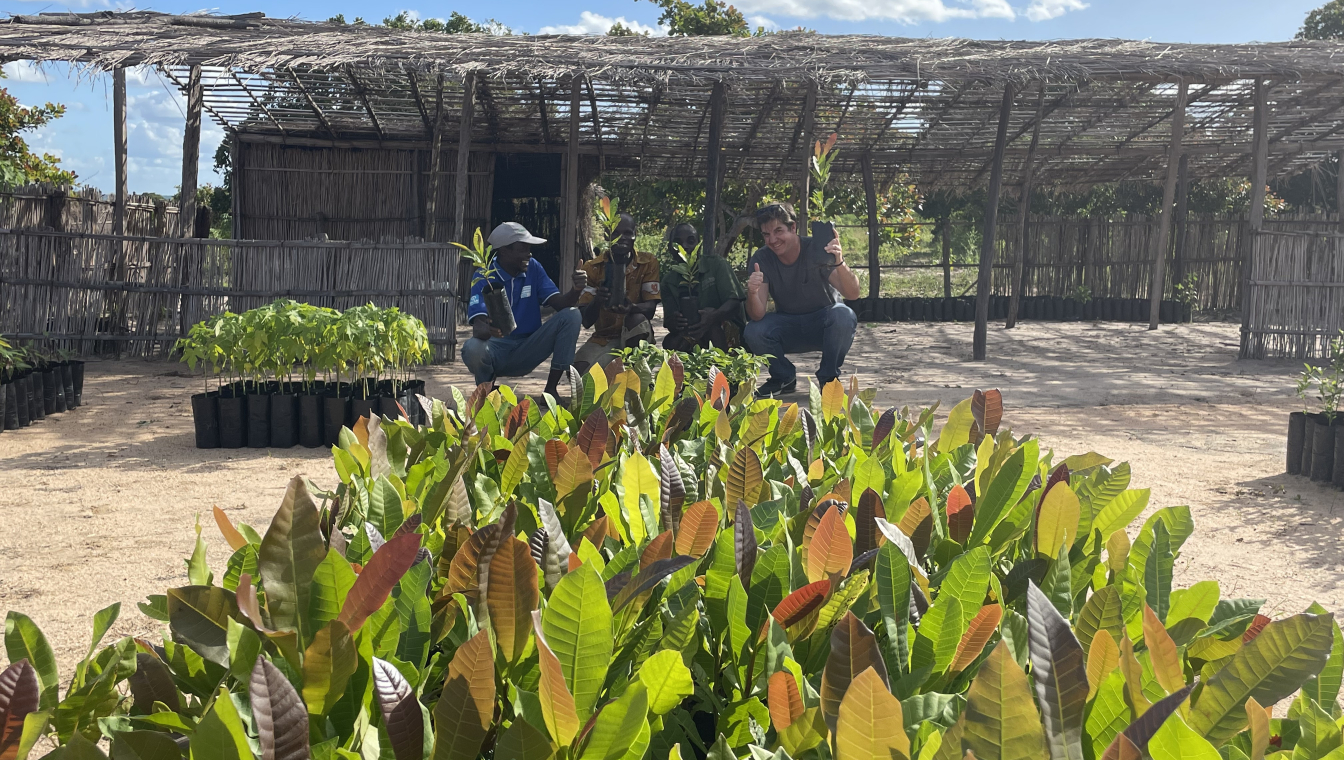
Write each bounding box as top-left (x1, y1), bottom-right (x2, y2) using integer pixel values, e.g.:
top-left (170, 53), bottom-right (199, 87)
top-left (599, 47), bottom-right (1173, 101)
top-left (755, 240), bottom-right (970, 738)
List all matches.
top-left (1299, 0), bottom-right (1344, 39)
top-left (642, 0), bottom-right (756, 36)
top-left (0, 70), bottom-right (74, 186)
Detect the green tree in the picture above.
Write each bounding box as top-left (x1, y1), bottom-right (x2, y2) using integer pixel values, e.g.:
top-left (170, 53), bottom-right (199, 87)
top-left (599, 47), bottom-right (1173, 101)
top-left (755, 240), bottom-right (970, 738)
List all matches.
top-left (0, 69), bottom-right (74, 186)
top-left (644, 0), bottom-right (753, 36)
top-left (607, 21), bottom-right (648, 35)
top-left (378, 10), bottom-right (511, 34)
top-left (1299, 0), bottom-right (1344, 39)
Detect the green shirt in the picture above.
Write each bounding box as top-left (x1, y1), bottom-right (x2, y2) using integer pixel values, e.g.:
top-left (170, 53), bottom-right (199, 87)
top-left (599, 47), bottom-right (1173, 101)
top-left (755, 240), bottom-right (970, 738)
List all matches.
top-left (660, 252), bottom-right (746, 330)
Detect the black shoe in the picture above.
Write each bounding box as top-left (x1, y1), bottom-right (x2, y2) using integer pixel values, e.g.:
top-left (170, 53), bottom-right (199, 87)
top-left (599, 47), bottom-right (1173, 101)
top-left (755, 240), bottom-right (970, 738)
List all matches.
top-left (755, 377), bottom-right (797, 398)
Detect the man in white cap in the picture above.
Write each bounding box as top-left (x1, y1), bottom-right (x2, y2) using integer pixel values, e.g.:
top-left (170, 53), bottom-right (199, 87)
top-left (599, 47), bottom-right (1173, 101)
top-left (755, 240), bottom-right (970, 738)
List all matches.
top-left (462, 222), bottom-right (587, 398)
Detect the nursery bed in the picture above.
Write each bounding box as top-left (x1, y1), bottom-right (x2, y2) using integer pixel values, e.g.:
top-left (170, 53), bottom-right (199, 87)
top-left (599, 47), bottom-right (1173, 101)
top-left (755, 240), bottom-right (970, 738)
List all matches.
top-left (1, 320), bottom-right (1341, 687)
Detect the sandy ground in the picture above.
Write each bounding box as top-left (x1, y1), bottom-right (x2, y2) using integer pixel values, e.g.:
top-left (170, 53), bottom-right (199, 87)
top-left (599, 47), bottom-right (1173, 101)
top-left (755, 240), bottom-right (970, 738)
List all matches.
top-left (2, 319), bottom-right (1341, 682)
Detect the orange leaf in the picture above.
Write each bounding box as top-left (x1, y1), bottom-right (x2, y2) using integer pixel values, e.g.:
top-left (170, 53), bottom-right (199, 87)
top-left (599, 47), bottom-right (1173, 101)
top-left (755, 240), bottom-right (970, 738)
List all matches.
top-left (709, 369), bottom-right (730, 411)
top-left (432, 628), bottom-right (496, 760)
top-left (772, 580), bottom-right (831, 632)
top-left (952, 604), bottom-right (1002, 672)
top-left (1142, 605), bottom-right (1185, 695)
top-left (947, 484), bottom-right (973, 545)
top-left (213, 506), bottom-right (248, 551)
top-left (545, 439), bottom-right (569, 481)
top-left (898, 497), bottom-right (930, 537)
top-left (446, 524), bottom-right (499, 597)
top-left (338, 532), bottom-right (422, 632)
top-left (832, 479), bottom-right (852, 505)
top-left (555, 444), bottom-right (594, 498)
top-left (487, 536), bottom-right (540, 665)
top-left (582, 515), bottom-right (614, 549)
top-left (820, 611), bottom-right (888, 734)
top-left (806, 506), bottom-right (853, 583)
top-left (1087, 630), bottom-right (1120, 701)
top-left (726, 447), bottom-right (764, 508)
top-left (675, 502), bottom-right (718, 558)
top-left (532, 611), bottom-right (580, 747)
top-left (641, 531), bottom-right (674, 571)
top-left (1243, 614), bottom-right (1272, 643)
top-left (768, 671), bottom-right (804, 731)
top-left (1101, 733), bottom-right (1144, 760)
top-left (576, 409), bottom-right (609, 470)
top-left (567, 552), bottom-right (582, 572)
top-left (802, 499), bottom-right (846, 560)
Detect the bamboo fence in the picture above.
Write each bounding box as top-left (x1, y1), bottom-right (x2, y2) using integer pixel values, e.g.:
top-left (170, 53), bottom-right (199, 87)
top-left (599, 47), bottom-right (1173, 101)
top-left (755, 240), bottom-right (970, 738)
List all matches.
top-left (0, 229), bottom-right (461, 360)
top-left (1242, 228), bottom-right (1344, 360)
top-left (0, 184), bottom-right (185, 236)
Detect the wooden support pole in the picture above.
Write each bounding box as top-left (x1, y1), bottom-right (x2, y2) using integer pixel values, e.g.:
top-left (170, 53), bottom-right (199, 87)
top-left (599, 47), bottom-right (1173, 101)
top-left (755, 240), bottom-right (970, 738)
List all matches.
top-left (113, 67), bottom-right (127, 238)
top-left (704, 82), bottom-right (727, 257)
top-left (941, 222), bottom-right (952, 302)
top-left (1173, 152), bottom-right (1190, 286)
top-left (1336, 148), bottom-right (1344, 234)
top-left (560, 77), bottom-right (582, 293)
top-left (1240, 78), bottom-right (1269, 354)
top-left (1148, 80), bottom-right (1187, 331)
top-left (862, 153), bottom-right (880, 299)
top-left (1007, 84), bottom-right (1044, 330)
top-left (179, 65), bottom-right (202, 237)
top-left (423, 78), bottom-right (445, 241)
top-left (798, 82), bottom-right (817, 227)
top-left (973, 85), bottom-right (1013, 362)
top-left (453, 72), bottom-right (476, 245)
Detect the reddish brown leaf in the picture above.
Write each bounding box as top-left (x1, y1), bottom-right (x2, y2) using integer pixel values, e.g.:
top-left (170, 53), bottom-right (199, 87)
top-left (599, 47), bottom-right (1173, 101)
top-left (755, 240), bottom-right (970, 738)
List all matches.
top-left (603, 358), bottom-right (624, 387)
top-left (1101, 734), bottom-right (1144, 760)
top-left (820, 611), bottom-right (889, 734)
top-left (675, 501), bottom-right (718, 558)
top-left (372, 659), bottom-right (423, 760)
top-left (803, 499), bottom-right (845, 560)
top-left (872, 408), bottom-right (897, 451)
top-left (768, 671), bottom-right (804, 731)
top-left (545, 439), bottom-right (569, 481)
top-left (947, 484), bottom-right (974, 545)
top-left (659, 445), bottom-right (686, 533)
top-left (952, 604), bottom-right (1003, 672)
top-left (708, 368), bottom-right (730, 411)
top-left (1243, 614), bottom-right (1272, 643)
top-left (667, 353), bottom-right (685, 396)
top-left (854, 488), bottom-right (886, 556)
top-left (833, 479), bottom-right (853, 505)
top-left (576, 409), bottom-right (610, 470)
top-left (806, 506), bottom-right (853, 584)
top-left (772, 580), bottom-right (831, 631)
top-left (970, 388), bottom-right (1003, 444)
top-left (898, 497), bottom-right (930, 538)
top-left (504, 397), bottom-right (531, 440)
top-left (582, 515), bottom-right (614, 549)
top-left (641, 531), bottom-right (674, 571)
top-left (447, 524), bottom-right (496, 596)
top-left (486, 536), bottom-right (540, 665)
top-left (465, 382), bottom-right (493, 419)
top-left (0, 659), bottom-right (39, 760)
top-left (213, 506), bottom-right (249, 551)
top-left (433, 629), bottom-right (496, 760)
top-left (250, 657), bottom-right (310, 760)
top-left (567, 553), bottom-right (582, 572)
top-left (339, 532), bottom-right (423, 632)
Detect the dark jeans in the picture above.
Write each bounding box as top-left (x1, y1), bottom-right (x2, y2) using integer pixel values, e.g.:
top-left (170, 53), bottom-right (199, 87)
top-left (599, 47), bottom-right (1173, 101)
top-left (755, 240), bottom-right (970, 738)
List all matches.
top-left (743, 303), bottom-right (857, 385)
top-left (461, 307), bottom-right (581, 385)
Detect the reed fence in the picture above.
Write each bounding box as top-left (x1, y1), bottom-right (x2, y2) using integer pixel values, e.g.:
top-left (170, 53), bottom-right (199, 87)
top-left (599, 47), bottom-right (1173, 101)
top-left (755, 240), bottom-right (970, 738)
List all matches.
top-left (1242, 228), bottom-right (1344, 360)
top-left (0, 184), bottom-right (185, 237)
top-left (0, 229), bottom-right (461, 361)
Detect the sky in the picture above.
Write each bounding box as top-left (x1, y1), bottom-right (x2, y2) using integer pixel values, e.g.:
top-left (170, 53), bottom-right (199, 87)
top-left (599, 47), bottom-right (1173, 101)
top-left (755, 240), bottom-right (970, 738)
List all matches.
top-left (0, 0), bottom-right (1326, 196)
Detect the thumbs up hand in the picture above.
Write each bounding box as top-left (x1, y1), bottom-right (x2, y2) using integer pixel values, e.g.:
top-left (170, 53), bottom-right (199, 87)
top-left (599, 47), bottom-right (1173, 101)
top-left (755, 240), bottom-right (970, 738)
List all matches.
top-left (747, 262), bottom-right (765, 297)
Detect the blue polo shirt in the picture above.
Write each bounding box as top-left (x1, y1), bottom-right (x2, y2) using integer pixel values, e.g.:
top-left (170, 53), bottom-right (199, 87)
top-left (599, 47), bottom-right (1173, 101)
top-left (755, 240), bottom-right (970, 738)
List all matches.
top-left (466, 259), bottom-right (561, 337)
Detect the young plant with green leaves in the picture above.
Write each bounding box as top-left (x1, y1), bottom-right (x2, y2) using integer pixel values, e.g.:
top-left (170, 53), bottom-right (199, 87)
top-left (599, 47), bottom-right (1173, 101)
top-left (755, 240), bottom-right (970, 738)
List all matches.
top-left (1298, 330), bottom-right (1344, 423)
top-left (809, 133), bottom-right (840, 224)
top-left (3, 373), bottom-right (1338, 760)
top-left (452, 228), bottom-right (503, 289)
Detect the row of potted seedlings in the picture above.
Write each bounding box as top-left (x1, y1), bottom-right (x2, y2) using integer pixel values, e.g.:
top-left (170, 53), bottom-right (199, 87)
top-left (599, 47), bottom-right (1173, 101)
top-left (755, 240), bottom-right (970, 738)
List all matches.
top-left (177, 300), bottom-right (430, 450)
top-left (1287, 332), bottom-right (1344, 489)
top-left (0, 339), bottom-right (84, 432)
top-left (846, 295), bottom-right (1194, 323)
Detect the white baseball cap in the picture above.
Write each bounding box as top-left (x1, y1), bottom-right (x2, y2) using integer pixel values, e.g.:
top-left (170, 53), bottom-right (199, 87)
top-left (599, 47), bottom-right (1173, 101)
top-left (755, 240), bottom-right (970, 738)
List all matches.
top-left (487, 222), bottom-right (547, 248)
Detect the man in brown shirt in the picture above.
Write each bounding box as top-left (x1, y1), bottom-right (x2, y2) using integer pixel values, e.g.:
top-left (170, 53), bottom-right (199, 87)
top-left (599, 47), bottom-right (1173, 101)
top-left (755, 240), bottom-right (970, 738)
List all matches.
top-left (575, 212), bottom-right (661, 371)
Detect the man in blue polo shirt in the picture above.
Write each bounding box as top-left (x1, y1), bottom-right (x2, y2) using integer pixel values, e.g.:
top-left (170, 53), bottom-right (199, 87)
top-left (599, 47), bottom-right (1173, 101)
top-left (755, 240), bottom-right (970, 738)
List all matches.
top-left (462, 222), bottom-right (587, 398)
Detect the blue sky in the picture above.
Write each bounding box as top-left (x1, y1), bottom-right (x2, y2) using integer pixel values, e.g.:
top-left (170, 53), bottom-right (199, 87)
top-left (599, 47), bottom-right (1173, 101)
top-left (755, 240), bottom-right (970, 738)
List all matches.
top-left (0, 0), bottom-right (1325, 195)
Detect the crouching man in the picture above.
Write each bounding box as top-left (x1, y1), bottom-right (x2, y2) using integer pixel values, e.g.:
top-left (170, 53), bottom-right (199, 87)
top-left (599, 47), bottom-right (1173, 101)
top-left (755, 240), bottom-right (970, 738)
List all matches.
top-left (462, 222), bottom-right (586, 398)
top-left (661, 223), bottom-right (746, 352)
top-left (744, 203), bottom-right (861, 397)
top-left (575, 212), bottom-right (661, 371)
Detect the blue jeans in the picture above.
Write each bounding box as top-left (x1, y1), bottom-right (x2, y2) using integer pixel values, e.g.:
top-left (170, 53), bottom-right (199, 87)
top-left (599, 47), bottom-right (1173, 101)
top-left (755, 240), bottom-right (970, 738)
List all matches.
top-left (461, 307), bottom-right (581, 385)
top-left (743, 303), bottom-right (857, 385)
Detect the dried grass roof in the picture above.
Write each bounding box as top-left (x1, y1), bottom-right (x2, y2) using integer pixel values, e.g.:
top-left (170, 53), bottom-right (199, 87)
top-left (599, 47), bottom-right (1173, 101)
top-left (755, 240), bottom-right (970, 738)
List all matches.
top-left (6, 10), bottom-right (1344, 189)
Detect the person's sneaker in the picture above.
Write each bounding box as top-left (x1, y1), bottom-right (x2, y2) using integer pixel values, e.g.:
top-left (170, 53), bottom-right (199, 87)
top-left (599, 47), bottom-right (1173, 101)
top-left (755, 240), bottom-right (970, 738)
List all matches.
top-left (755, 377), bottom-right (797, 398)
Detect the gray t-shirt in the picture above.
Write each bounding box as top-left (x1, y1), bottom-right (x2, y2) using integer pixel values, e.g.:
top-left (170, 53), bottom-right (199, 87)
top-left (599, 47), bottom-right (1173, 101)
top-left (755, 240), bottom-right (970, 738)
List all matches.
top-left (747, 236), bottom-right (839, 316)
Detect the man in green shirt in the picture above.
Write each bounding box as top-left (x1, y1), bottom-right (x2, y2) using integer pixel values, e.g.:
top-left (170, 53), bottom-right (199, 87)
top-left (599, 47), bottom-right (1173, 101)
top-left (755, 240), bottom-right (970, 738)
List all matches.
top-left (660, 223), bottom-right (747, 352)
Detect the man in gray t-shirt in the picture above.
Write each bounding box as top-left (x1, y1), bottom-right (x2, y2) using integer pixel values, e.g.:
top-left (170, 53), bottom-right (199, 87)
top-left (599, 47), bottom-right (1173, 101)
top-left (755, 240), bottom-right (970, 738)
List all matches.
top-left (744, 203), bottom-right (862, 397)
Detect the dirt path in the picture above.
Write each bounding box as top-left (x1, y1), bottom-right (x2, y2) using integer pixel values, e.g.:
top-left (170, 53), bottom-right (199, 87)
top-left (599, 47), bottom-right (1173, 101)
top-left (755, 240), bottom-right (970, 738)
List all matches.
top-left (2, 320), bottom-right (1340, 680)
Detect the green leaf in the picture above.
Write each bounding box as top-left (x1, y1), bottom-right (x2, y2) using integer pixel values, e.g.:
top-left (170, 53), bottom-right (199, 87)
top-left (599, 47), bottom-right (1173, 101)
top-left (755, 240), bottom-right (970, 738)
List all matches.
top-left (1303, 602), bottom-right (1344, 710)
top-left (1090, 490), bottom-right (1150, 545)
top-left (1144, 522), bottom-right (1173, 623)
top-left (967, 444), bottom-right (1035, 548)
top-left (4, 612), bottom-right (58, 711)
top-left (187, 520), bottom-right (213, 587)
top-left (1166, 581), bottom-right (1220, 627)
top-left (302, 621), bottom-right (358, 718)
top-left (1188, 612), bottom-right (1336, 746)
top-left (1148, 715), bottom-right (1220, 760)
top-left (84, 604), bottom-right (122, 666)
top-left (1026, 582), bottom-right (1087, 760)
top-left (110, 731), bottom-right (182, 760)
top-left (1290, 690), bottom-right (1342, 759)
top-left (1075, 586), bottom-right (1123, 653)
top-left (1040, 545), bottom-right (1072, 620)
top-left (875, 542), bottom-right (912, 675)
top-left (226, 618), bottom-right (261, 684)
top-left (1127, 507), bottom-right (1194, 582)
top-left (258, 476), bottom-right (327, 639)
top-left (579, 682), bottom-right (649, 760)
top-left (962, 641), bottom-right (1047, 760)
top-left (166, 586), bottom-right (240, 669)
top-left (191, 687), bottom-right (252, 760)
top-left (1085, 671), bottom-right (1129, 759)
top-left (309, 550), bottom-right (357, 633)
top-left (912, 547), bottom-right (990, 674)
top-left (835, 667), bottom-right (910, 760)
top-left (541, 564), bottom-right (613, 721)
top-left (638, 650), bottom-right (693, 716)
top-left (494, 719), bottom-right (554, 760)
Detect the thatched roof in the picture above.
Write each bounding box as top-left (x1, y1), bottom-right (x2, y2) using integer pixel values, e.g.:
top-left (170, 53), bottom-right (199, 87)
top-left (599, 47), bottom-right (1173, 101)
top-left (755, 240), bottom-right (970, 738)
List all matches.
top-left (5, 10), bottom-right (1344, 189)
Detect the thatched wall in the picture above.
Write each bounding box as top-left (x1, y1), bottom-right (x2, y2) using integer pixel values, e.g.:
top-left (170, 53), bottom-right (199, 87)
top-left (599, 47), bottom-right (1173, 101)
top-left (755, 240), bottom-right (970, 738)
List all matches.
top-left (0, 185), bottom-right (185, 237)
top-left (1243, 229), bottom-right (1344, 360)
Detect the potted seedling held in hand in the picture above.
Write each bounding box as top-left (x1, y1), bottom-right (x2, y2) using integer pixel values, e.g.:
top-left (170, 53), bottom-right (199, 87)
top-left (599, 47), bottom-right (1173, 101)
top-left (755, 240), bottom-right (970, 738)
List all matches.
top-left (594, 196), bottom-right (630, 310)
top-left (668, 239), bottom-right (704, 328)
top-left (809, 132), bottom-right (840, 245)
top-left (454, 228), bottom-right (516, 337)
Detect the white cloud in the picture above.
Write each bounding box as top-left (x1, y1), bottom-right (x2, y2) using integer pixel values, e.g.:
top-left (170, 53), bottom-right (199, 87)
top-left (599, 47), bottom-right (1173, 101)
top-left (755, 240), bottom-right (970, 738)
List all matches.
top-left (3, 62), bottom-right (52, 84)
top-left (748, 15), bottom-right (780, 29)
top-left (1024, 0), bottom-right (1087, 20)
top-left (539, 11), bottom-right (664, 36)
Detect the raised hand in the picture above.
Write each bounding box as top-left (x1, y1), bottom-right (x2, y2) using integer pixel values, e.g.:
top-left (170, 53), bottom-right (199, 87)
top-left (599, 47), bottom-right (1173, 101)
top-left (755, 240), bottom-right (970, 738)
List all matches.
top-left (571, 269), bottom-right (588, 292)
top-left (747, 263), bottom-right (765, 296)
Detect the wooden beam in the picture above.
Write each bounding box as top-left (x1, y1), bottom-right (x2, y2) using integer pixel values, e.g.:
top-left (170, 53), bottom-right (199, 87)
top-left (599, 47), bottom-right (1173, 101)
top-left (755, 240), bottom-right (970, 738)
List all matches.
top-left (113, 67), bottom-right (127, 238)
top-left (704, 81), bottom-right (727, 257)
top-left (1173, 152), bottom-right (1190, 286)
top-left (1240, 78), bottom-right (1269, 356)
top-left (231, 71), bottom-right (286, 134)
top-left (424, 77), bottom-right (445, 241)
top-left (798, 82), bottom-right (818, 224)
top-left (974, 84), bottom-right (1013, 362)
top-left (1149, 80), bottom-right (1187, 330)
top-left (345, 66), bottom-right (386, 141)
top-left (535, 78), bottom-right (551, 144)
top-left (406, 71), bottom-right (433, 134)
top-left (1007, 84), bottom-right (1045, 330)
top-left (941, 222), bottom-right (952, 302)
top-left (862, 79), bottom-right (927, 156)
top-left (179, 64), bottom-right (202, 236)
top-left (862, 152), bottom-right (880, 299)
top-left (734, 80), bottom-right (779, 177)
top-left (560, 77), bottom-right (581, 292)
top-left (637, 85), bottom-right (662, 176)
top-left (453, 72), bottom-right (477, 245)
top-left (286, 68), bottom-right (338, 140)
top-left (585, 77), bottom-right (604, 171)
top-left (779, 81), bottom-right (816, 181)
top-left (1337, 148), bottom-right (1344, 234)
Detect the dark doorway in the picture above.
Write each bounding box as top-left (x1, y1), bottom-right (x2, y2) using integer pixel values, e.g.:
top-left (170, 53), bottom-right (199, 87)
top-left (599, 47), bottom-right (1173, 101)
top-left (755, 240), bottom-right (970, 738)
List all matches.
top-left (493, 153), bottom-right (563, 283)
